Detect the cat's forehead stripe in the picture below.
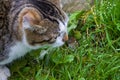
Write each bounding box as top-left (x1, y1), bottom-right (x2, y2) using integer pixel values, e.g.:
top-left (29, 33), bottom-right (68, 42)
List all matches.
top-left (29, 0), bottom-right (65, 24)
top-left (10, 0), bottom-right (65, 26)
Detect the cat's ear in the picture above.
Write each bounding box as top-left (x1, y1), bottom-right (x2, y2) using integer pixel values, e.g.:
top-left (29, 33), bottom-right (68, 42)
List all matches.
top-left (22, 12), bottom-right (34, 29)
top-left (22, 10), bottom-right (41, 29)
top-left (22, 11), bottom-right (47, 34)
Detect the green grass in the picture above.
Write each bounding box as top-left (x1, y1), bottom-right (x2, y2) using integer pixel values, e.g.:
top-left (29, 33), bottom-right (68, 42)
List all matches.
top-left (9, 0), bottom-right (120, 80)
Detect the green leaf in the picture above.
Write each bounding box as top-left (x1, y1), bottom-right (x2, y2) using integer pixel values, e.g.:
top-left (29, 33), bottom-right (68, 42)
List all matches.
top-left (78, 78), bottom-right (86, 80)
top-left (68, 11), bottom-right (84, 33)
top-left (63, 55), bottom-right (75, 63)
top-left (116, 23), bottom-right (120, 31)
top-left (74, 30), bottom-right (82, 39)
top-left (51, 53), bottom-right (63, 64)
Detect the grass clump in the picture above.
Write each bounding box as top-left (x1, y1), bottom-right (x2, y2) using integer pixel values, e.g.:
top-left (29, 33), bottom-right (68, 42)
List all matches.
top-left (9, 0), bottom-right (120, 80)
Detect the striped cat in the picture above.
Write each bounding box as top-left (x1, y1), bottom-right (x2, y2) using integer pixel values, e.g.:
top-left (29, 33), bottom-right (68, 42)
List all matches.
top-left (0, 0), bottom-right (68, 79)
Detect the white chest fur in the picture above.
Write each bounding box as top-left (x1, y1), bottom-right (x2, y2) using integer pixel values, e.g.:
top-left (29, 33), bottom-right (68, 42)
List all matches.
top-left (0, 42), bottom-right (31, 65)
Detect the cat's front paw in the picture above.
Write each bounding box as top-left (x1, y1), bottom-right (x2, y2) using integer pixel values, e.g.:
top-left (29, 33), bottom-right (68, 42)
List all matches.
top-left (0, 66), bottom-right (10, 80)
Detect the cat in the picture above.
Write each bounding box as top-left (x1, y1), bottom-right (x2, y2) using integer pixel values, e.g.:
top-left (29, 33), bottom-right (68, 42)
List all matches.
top-left (0, 0), bottom-right (68, 79)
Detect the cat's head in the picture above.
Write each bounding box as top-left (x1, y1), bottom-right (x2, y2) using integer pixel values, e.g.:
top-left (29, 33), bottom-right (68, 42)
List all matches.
top-left (18, 0), bottom-right (68, 49)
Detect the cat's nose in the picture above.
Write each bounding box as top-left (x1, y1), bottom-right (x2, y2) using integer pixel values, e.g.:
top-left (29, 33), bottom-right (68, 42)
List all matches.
top-left (62, 33), bottom-right (68, 42)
